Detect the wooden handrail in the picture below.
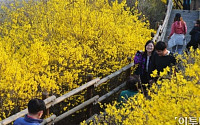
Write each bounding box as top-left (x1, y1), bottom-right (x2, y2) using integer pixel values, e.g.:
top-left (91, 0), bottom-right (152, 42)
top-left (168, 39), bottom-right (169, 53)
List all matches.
top-left (152, 25), bottom-right (162, 42)
top-left (0, 1), bottom-right (174, 125)
top-left (39, 74), bottom-right (128, 124)
top-left (43, 95), bottom-right (99, 125)
top-left (94, 62), bottom-right (134, 87)
top-left (49, 78), bottom-right (100, 107)
top-left (0, 78), bottom-right (100, 125)
top-left (152, 0), bottom-right (173, 42)
top-left (160, 0), bottom-right (173, 41)
top-left (40, 62), bottom-right (133, 124)
top-left (0, 95), bottom-right (56, 125)
top-left (96, 82), bottom-right (126, 103)
top-left (41, 81), bottom-right (127, 124)
top-left (85, 114), bottom-right (98, 124)
top-left (41, 114), bottom-right (56, 125)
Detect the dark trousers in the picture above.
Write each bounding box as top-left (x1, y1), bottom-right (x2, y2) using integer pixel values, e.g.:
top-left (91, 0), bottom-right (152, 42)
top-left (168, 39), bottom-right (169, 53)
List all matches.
top-left (183, 0), bottom-right (190, 10)
top-left (140, 72), bottom-right (150, 97)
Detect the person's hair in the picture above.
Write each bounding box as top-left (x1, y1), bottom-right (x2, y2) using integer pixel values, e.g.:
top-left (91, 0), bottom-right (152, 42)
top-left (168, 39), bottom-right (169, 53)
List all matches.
top-left (174, 13), bottom-right (183, 22)
top-left (28, 98), bottom-right (46, 115)
top-left (126, 76), bottom-right (140, 91)
top-left (155, 41), bottom-right (167, 51)
top-left (144, 40), bottom-right (155, 56)
top-left (196, 19), bottom-right (200, 27)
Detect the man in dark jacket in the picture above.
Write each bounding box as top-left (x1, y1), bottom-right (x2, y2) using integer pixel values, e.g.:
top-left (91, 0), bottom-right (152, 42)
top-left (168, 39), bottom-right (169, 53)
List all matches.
top-left (186, 19), bottom-right (200, 51)
top-left (14, 98), bottom-right (46, 125)
top-left (149, 41), bottom-right (176, 83)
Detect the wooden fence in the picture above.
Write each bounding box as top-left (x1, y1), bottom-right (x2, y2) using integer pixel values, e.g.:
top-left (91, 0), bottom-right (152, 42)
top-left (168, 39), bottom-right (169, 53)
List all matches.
top-left (0, 0), bottom-right (174, 124)
top-left (0, 58), bottom-right (133, 125)
top-left (153, 0), bottom-right (173, 43)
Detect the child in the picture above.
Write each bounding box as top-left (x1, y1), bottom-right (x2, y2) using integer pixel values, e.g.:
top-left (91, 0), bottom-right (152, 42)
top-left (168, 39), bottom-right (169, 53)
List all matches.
top-left (118, 76), bottom-right (139, 104)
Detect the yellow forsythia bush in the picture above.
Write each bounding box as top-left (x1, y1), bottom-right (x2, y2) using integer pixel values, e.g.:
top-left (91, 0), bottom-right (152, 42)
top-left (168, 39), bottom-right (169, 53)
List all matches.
top-left (0, 0), bottom-right (154, 119)
top-left (81, 49), bottom-right (200, 125)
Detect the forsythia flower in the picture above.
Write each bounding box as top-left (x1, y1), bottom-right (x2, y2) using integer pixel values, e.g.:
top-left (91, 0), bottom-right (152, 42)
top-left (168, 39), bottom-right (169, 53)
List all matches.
top-left (82, 50), bottom-right (200, 125)
top-left (0, 0), bottom-right (153, 119)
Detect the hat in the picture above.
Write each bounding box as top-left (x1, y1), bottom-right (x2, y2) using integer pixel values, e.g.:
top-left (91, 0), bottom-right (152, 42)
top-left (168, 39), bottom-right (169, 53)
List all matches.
top-left (175, 13), bottom-right (181, 18)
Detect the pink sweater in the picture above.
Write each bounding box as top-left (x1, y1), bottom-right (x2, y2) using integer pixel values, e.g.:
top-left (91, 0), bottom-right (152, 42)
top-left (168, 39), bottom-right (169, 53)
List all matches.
top-left (169, 21), bottom-right (187, 37)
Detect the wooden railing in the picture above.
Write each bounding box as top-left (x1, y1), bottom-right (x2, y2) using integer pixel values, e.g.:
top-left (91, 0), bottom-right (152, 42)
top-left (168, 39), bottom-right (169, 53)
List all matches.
top-left (0, 0), bottom-right (174, 124)
top-left (41, 60), bottom-right (133, 125)
top-left (0, 96), bottom-right (57, 125)
top-left (0, 58), bottom-right (133, 125)
top-left (153, 0), bottom-right (173, 43)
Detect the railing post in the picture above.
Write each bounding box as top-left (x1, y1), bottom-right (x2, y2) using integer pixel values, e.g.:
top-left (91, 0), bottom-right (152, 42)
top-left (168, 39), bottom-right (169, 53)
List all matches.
top-left (126, 57), bottom-right (132, 79)
top-left (42, 91), bottom-right (49, 117)
top-left (86, 74), bottom-right (94, 118)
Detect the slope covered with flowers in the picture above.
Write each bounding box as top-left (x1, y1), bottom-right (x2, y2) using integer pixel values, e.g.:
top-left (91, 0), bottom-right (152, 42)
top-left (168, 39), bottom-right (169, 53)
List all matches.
top-left (0, 0), bottom-right (154, 119)
top-left (82, 49), bottom-right (200, 125)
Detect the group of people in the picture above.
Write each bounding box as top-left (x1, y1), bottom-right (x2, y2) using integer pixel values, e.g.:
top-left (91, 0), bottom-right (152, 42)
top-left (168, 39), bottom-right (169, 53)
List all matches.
top-left (13, 12), bottom-right (200, 125)
top-left (119, 12), bottom-right (200, 104)
top-left (119, 41), bottom-right (176, 103)
top-left (168, 12), bottom-right (200, 53)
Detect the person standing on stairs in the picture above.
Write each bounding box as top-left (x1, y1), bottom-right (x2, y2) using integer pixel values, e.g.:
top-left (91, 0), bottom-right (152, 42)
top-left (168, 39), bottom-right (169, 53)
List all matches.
top-left (168, 13), bottom-right (187, 54)
top-left (183, 0), bottom-right (191, 11)
top-left (186, 19), bottom-right (200, 51)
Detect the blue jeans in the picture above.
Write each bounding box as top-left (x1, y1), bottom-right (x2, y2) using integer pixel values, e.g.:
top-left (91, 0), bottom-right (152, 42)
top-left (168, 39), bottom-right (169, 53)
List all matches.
top-left (172, 45), bottom-right (183, 54)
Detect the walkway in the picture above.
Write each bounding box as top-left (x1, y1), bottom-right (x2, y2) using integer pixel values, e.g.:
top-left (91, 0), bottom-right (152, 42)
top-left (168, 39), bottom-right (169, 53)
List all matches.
top-left (164, 9), bottom-right (199, 50)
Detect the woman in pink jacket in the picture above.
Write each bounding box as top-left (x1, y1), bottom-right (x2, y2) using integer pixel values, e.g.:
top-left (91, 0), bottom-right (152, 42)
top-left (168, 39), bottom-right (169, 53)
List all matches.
top-left (168, 13), bottom-right (187, 54)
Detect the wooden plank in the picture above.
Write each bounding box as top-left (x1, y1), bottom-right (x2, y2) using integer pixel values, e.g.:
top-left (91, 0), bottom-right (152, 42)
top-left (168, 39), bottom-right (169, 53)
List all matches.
top-left (50, 78), bottom-right (100, 107)
top-left (153, 25), bottom-right (162, 42)
top-left (161, 0), bottom-right (173, 41)
top-left (160, 0), bottom-right (172, 32)
top-left (41, 114), bottom-right (56, 125)
top-left (85, 114), bottom-right (98, 124)
top-left (97, 82), bottom-right (126, 103)
top-left (45, 78), bottom-right (100, 109)
top-left (0, 95), bottom-right (56, 125)
top-left (49, 95), bottom-right (99, 124)
top-left (94, 63), bottom-right (134, 87)
top-left (153, 0), bottom-right (173, 42)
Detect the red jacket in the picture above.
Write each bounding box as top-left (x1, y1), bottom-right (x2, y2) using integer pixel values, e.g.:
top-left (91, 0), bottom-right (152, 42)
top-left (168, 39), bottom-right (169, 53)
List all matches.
top-left (169, 21), bottom-right (187, 37)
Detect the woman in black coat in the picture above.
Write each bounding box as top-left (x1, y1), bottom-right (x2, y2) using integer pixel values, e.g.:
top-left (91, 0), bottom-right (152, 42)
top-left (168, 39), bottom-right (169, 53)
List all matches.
top-left (186, 19), bottom-right (200, 51)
